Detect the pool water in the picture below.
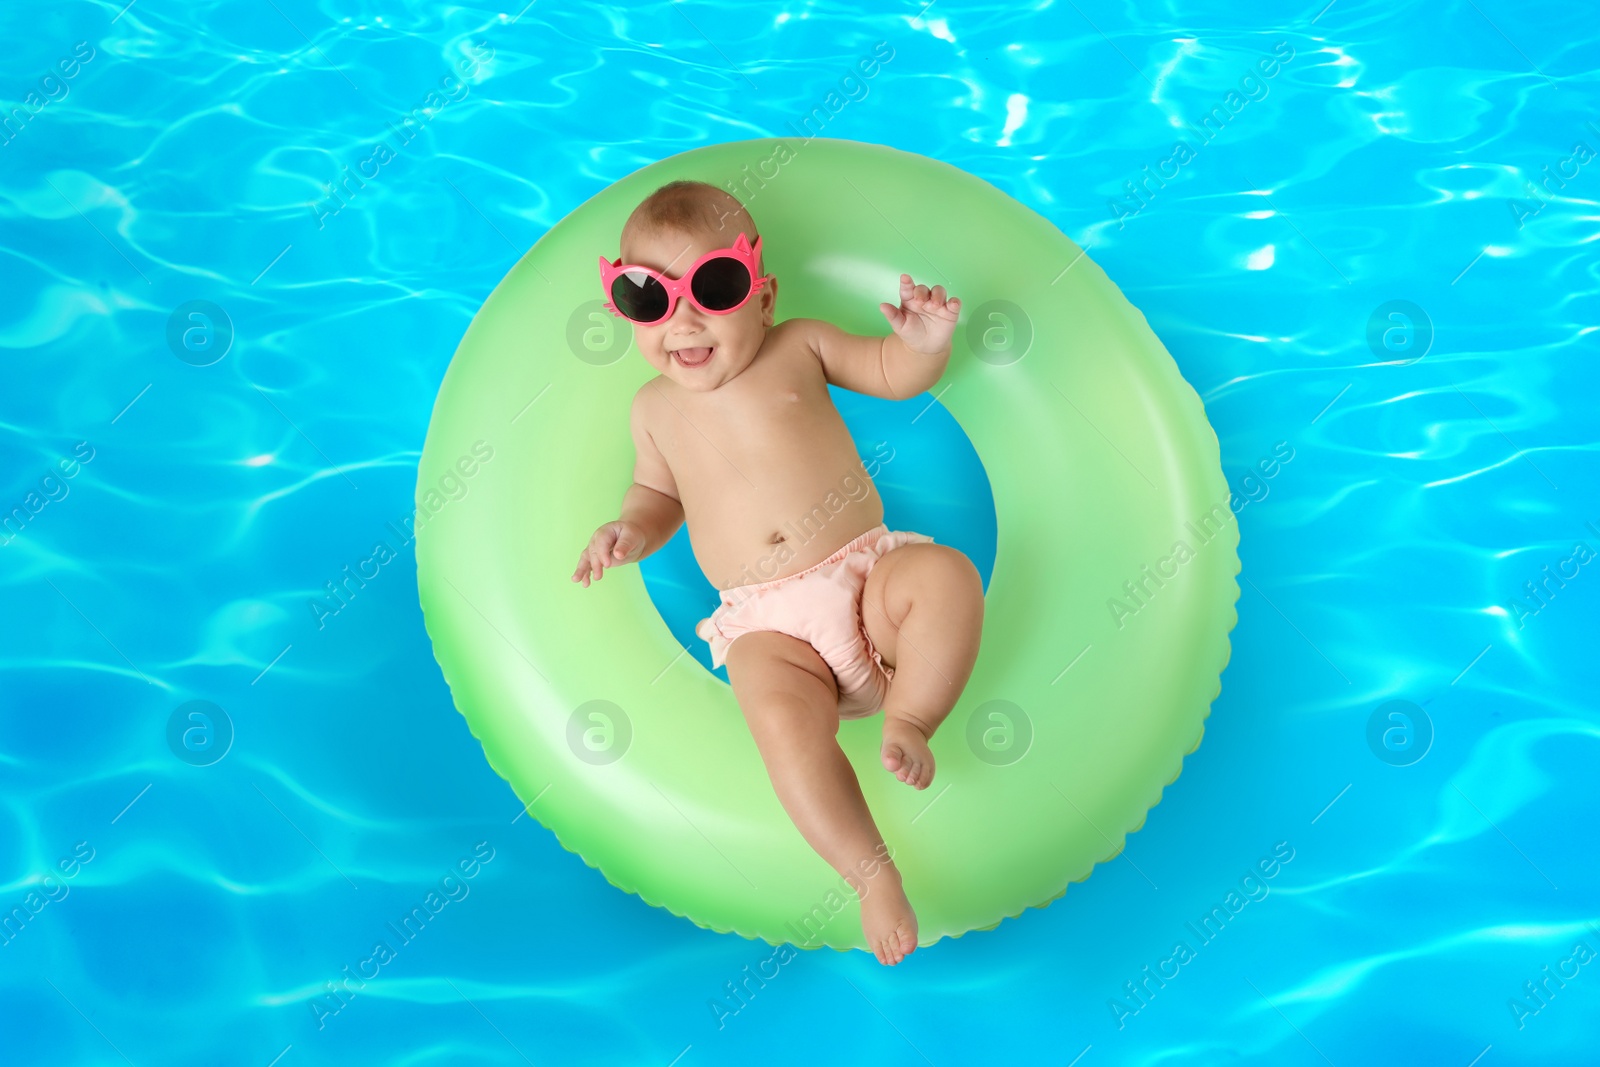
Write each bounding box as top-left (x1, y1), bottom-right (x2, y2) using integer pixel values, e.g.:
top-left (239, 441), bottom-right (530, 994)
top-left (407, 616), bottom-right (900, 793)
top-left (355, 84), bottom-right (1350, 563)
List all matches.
top-left (3, 2), bottom-right (1597, 1065)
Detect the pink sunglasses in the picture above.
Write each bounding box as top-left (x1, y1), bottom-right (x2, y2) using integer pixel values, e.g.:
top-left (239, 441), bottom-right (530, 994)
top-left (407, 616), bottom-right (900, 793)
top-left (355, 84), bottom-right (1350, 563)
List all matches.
top-left (599, 232), bottom-right (771, 324)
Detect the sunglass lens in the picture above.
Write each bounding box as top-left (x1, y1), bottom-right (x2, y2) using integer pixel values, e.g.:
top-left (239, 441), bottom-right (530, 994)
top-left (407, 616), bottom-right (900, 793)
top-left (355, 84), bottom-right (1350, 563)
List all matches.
top-left (612, 270), bottom-right (669, 322)
top-left (690, 257), bottom-right (752, 312)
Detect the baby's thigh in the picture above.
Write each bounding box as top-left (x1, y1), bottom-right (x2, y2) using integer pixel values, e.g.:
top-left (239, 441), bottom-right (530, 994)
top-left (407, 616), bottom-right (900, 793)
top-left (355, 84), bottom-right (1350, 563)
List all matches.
top-left (724, 631), bottom-right (842, 745)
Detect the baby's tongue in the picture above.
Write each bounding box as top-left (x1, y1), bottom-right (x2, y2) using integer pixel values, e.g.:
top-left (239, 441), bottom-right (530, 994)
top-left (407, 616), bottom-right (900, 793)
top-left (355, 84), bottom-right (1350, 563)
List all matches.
top-left (675, 347), bottom-right (714, 367)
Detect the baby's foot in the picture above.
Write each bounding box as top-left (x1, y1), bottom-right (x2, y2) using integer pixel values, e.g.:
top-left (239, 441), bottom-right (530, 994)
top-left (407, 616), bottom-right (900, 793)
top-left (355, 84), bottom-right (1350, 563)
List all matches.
top-left (881, 716), bottom-right (935, 790)
top-left (859, 866), bottom-right (918, 966)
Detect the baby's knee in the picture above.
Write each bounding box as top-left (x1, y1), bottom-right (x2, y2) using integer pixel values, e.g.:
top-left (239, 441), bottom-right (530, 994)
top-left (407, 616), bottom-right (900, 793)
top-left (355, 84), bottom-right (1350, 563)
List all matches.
top-left (919, 544), bottom-right (983, 599)
top-left (736, 688), bottom-right (843, 752)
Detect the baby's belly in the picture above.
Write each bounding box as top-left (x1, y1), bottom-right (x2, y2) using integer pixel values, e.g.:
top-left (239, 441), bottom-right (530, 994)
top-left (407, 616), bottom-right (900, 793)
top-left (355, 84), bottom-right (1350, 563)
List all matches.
top-left (687, 478), bottom-right (886, 590)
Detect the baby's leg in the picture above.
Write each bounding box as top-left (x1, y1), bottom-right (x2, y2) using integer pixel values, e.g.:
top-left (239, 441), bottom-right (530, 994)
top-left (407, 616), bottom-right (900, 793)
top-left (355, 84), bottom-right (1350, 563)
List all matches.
top-left (724, 630), bottom-right (918, 966)
top-left (861, 543), bottom-right (985, 790)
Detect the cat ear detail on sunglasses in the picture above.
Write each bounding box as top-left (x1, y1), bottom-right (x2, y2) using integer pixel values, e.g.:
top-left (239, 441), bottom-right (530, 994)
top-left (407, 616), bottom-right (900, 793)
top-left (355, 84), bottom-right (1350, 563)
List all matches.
top-left (598, 231), bottom-right (772, 325)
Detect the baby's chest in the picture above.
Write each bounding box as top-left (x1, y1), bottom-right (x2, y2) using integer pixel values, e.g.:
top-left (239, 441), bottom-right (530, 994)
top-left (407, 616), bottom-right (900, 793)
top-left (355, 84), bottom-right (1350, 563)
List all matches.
top-left (656, 384), bottom-right (822, 460)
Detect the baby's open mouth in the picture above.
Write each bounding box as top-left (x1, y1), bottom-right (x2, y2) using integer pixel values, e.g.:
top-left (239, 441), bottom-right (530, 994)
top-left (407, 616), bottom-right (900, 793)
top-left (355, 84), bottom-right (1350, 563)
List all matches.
top-left (672, 346), bottom-right (714, 368)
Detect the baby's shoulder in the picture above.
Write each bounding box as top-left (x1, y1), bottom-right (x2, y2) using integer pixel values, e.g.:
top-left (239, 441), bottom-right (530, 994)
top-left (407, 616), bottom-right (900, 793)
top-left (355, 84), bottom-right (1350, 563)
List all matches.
top-left (767, 316), bottom-right (836, 362)
top-left (770, 316), bottom-right (824, 343)
top-left (630, 377), bottom-right (666, 425)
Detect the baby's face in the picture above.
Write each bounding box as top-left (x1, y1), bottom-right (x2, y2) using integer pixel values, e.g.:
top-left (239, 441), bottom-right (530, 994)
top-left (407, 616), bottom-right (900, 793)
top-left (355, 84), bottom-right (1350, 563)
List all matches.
top-left (617, 225), bottom-right (777, 393)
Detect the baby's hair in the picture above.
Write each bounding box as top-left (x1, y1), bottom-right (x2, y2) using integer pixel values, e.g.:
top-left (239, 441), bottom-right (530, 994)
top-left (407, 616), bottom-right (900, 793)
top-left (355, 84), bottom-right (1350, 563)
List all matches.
top-left (621, 179), bottom-right (758, 252)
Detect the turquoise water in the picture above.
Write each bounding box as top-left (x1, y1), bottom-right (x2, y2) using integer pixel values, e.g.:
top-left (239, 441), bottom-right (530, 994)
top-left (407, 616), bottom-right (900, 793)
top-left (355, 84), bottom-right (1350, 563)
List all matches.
top-left (4, 1), bottom-right (1598, 1064)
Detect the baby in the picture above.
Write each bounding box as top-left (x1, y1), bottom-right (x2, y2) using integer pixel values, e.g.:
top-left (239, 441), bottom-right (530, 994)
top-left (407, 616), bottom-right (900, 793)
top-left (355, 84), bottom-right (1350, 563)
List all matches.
top-left (571, 180), bottom-right (984, 966)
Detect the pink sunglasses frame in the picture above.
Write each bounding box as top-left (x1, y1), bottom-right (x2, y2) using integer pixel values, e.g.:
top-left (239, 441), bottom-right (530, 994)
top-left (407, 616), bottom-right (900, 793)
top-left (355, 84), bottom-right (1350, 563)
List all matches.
top-left (598, 231), bottom-right (771, 323)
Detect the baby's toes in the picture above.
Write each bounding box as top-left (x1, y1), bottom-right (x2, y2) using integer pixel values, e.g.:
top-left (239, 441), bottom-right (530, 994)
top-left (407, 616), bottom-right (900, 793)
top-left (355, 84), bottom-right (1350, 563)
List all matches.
top-left (881, 740), bottom-right (904, 773)
top-left (902, 755), bottom-right (928, 790)
top-left (887, 924), bottom-right (913, 963)
top-left (895, 750), bottom-right (926, 789)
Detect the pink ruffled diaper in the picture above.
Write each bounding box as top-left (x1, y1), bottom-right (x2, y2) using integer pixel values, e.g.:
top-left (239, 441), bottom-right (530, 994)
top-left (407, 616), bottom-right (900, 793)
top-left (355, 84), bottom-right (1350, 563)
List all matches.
top-left (695, 523), bottom-right (935, 718)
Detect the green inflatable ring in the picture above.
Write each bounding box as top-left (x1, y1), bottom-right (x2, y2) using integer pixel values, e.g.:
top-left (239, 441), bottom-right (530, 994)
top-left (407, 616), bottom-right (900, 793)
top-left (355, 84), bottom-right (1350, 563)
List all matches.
top-left (418, 137), bottom-right (1239, 951)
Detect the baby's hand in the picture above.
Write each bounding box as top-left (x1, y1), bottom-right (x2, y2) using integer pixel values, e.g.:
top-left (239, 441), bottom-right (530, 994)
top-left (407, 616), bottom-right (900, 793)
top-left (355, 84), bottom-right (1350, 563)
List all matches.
top-left (571, 520), bottom-right (646, 587)
top-left (879, 274), bottom-right (960, 356)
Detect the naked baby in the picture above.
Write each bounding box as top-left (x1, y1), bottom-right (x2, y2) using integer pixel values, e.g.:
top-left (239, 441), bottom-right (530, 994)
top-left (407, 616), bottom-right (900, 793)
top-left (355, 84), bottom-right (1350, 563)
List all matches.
top-left (571, 180), bottom-right (985, 966)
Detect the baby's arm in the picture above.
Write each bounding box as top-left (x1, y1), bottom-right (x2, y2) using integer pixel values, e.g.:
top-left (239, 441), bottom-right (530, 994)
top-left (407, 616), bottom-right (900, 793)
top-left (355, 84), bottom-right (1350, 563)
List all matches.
top-left (571, 391), bottom-right (684, 587)
top-left (797, 273), bottom-right (960, 400)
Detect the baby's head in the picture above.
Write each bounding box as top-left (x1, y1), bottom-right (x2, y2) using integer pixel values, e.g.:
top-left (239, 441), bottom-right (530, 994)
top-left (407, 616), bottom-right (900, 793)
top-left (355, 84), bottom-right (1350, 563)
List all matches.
top-left (603, 180), bottom-right (777, 392)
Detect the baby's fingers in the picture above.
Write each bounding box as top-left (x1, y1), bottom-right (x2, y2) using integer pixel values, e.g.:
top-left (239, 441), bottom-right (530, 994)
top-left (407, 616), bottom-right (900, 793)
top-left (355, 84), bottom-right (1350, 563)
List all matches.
top-left (572, 547), bottom-right (605, 586)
